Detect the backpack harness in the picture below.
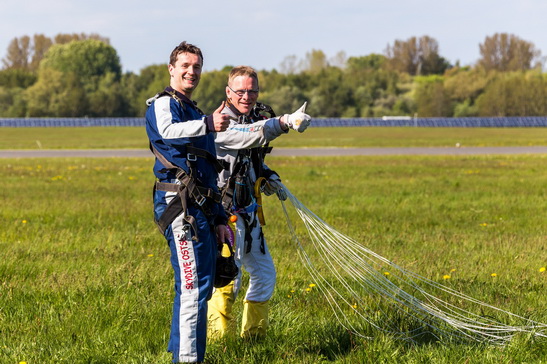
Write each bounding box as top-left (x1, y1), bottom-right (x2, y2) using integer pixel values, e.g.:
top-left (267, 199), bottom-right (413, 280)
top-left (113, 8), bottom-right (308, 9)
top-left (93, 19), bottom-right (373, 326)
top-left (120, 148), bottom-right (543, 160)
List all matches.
top-left (218, 102), bottom-right (277, 254)
top-left (150, 90), bottom-right (225, 241)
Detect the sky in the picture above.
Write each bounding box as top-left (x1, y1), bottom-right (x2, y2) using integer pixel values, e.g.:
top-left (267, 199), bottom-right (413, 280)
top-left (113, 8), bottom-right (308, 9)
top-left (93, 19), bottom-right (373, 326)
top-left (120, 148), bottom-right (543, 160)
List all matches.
top-left (1, 0), bottom-right (546, 74)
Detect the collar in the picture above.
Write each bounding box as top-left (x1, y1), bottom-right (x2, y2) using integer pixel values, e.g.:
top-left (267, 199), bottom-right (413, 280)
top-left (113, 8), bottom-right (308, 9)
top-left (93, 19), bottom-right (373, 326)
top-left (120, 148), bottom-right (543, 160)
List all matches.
top-left (226, 98), bottom-right (254, 124)
top-left (164, 86), bottom-right (205, 115)
top-left (165, 86), bottom-right (200, 109)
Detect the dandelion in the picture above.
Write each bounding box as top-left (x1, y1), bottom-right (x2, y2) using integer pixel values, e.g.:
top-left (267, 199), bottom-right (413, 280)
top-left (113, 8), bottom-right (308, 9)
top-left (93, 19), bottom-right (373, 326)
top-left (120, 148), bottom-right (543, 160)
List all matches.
top-left (308, 283), bottom-right (316, 288)
top-left (19, 362), bottom-right (27, 364)
top-left (539, 267), bottom-right (546, 273)
top-left (287, 295), bottom-right (292, 298)
top-left (290, 289), bottom-right (295, 293)
top-left (22, 220), bottom-right (28, 224)
top-left (305, 288), bottom-right (312, 292)
top-left (51, 175), bottom-right (64, 181)
top-left (480, 223), bottom-right (488, 227)
top-left (443, 275), bottom-right (451, 280)
top-left (491, 273), bottom-right (498, 277)
top-left (147, 254), bottom-right (154, 257)
top-left (450, 268), bottom-right (456, 273)
top-left (352, 303), bottom-right (358, 309)
top-left (383, 272), bottom-right (390, 276)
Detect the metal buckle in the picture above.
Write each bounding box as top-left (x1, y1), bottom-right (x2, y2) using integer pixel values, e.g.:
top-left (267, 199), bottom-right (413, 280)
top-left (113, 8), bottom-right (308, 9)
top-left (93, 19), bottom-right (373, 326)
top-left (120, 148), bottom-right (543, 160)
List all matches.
top-left (195, 195), bottom-right (206, 206)
top-left (187, 153), bottom-right (197, 162)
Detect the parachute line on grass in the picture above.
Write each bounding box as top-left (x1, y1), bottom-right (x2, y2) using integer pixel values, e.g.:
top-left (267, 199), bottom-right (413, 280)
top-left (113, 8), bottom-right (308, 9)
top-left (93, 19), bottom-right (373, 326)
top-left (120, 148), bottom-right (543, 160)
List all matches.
top-left (280, 188), bottom-right (547, 345)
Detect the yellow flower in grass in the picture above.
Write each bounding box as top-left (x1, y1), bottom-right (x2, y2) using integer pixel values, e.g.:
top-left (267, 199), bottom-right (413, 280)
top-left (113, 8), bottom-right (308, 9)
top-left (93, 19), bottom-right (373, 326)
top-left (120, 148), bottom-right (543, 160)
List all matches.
top-left (491, 273), bottom-right (498, 277)
top-left (539, 267), bottom-right (546, 273)
top-left (450, 268), bottom-right (456, 273)
top-left (352, 303), bottom-right (358, 309)
top-left (383, 272), bottom-right (390, 276)
top-left (480, 223), bottom-right (488, 227)
top-left (308, 283), bottom-right (316, 288)
top-left (443, 275), bottom-right (451, 280)
top-left (147, 254), bottom-right (154, 257)
top-left (305, 288), bottom-right (312, 292)
top-left (22, 220), bottom-right (28, 224)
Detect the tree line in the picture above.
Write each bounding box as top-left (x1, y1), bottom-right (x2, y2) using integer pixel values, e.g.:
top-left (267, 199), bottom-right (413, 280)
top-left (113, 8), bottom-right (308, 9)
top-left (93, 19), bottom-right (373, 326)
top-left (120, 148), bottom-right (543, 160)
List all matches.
top-left (0, 32), bottom-right (545, 118)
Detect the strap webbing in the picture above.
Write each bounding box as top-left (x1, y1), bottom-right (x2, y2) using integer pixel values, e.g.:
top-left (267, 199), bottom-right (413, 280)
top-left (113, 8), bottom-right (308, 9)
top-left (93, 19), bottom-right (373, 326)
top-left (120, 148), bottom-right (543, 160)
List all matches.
top-left (150, 143), bottom-right (220, 241)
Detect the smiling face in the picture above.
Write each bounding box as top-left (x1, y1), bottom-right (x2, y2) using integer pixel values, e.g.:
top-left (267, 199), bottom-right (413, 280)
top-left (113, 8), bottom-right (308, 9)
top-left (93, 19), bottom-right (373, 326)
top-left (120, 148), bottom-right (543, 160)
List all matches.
top-left (226, 75), bottom-right (259, 115)
top-left (168, 52), bottom-right (202, 97)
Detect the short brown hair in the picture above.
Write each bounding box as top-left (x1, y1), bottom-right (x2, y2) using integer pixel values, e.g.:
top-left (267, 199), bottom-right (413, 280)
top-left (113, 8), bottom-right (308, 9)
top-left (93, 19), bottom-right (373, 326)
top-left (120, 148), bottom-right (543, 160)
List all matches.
top-left (169, 41), bottom-right (203, 66)
top-left (228, 65), bottom-right (258, 86)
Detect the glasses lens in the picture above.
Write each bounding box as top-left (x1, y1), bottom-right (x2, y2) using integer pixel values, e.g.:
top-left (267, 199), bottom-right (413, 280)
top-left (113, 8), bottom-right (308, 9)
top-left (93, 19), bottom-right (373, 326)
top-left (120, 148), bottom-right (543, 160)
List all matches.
top-left (230, 86), bottom-right (258, 97)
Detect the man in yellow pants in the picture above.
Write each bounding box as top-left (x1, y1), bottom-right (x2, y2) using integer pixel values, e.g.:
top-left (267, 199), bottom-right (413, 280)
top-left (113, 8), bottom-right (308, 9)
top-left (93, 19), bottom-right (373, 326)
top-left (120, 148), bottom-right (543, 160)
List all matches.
top-left (209, 65), bottom-right (311, 339)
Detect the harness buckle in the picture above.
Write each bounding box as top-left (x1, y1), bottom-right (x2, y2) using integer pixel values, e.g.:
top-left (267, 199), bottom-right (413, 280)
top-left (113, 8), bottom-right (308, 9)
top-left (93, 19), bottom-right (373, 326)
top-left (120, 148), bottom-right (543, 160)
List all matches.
top-left (195, 195), bottom-right (206, 206)
top-left (187, 153), bottom-right (197, 162)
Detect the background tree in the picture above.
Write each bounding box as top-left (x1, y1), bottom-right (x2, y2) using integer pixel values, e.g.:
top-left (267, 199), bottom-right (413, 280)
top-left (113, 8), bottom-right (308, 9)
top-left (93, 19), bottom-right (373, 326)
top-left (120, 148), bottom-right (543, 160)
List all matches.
top-left (2, 33), bottom-right (108, 72)
top-left (259, 70), bottom-right (310, 114)
top-left (53, 33), bottom-right (110, 45)
top-left (475, 71), bottom-right (547, 116)
top-left (414, 75), bottom-right (452, 117)
top-left (0, 68), bottom-right (37, 89)
top-left (329, 51), bottom-right (347, 69)
top-left (443, 67), bottom-right (494, 117)
top-left (344, 54), bottom-right (401, 116)
top-left (279, 55), bottom-right (300, 74)
top-left (193, 67), bottom-right (231, 114)
top-left (87, 72), bottom-right (129, 117)
top-left (41, 39), bottom-right (121, 81)
top-left (306, 66), bottom-right (354, 117)
top-left (385, 35), bottom-right (450, 75)
top-left (301, 49), bottom-right (328, 74)
top-left (477, 33), bottom-right (542, 71)
top-left (1, 33), bottom-right (546, 118)
top-left (30, 34), bottom-right (53, 71)
top-left (24, 68), bottom-right (87, 117)
top-left (2, 36), bottom-right (31, 70)
top-left (28, 39), bottom-right (123, 116)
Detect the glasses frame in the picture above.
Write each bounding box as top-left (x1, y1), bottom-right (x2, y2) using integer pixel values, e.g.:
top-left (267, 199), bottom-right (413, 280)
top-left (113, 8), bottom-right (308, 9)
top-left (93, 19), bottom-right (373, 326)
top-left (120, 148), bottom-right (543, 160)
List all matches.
top-left (227, 85), bottom-right (260, 97)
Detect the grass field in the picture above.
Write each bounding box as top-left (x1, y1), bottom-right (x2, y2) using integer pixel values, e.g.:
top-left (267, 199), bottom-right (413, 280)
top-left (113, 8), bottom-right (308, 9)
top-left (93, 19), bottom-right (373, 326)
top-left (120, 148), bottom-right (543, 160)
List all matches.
top-left (1, 126), bottom-right (547, 149)
top-left (0, 127), bottom-right (546, 363)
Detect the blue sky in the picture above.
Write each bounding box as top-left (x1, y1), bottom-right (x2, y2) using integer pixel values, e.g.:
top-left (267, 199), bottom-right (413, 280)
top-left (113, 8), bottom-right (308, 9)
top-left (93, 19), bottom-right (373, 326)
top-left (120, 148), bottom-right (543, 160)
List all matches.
top-left (1, 0), bottom-right (546, 73)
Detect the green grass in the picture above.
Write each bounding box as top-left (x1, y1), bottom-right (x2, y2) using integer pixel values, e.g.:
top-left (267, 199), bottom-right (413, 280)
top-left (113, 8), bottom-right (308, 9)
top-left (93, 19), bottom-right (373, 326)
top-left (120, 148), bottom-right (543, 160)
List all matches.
top-left (0, 126), bottom-right (546, 149)
top-left (1, 155), bottom-right (546, 363)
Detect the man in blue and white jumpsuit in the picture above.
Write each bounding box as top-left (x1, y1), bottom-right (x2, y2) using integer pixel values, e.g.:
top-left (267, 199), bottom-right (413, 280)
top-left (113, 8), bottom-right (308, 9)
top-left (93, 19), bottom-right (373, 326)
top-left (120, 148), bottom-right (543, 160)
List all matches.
top-left (145, 41), bottom-right (230, 363)
top-left (208, 65), bottom-right (311, 339)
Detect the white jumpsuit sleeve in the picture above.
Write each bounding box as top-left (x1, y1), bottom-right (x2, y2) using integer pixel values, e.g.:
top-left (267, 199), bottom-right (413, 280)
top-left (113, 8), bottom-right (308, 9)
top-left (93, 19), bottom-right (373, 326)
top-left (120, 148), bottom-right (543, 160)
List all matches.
top-left (214, 115), bottom-right (287, 151)
top-left (154, 96), bottom-right (208, 140)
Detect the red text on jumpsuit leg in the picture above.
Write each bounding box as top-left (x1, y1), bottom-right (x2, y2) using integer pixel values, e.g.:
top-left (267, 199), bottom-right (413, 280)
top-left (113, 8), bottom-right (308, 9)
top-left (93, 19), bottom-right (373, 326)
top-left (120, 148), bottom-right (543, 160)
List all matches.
top-left (178, 238), bottom-right (195, 290)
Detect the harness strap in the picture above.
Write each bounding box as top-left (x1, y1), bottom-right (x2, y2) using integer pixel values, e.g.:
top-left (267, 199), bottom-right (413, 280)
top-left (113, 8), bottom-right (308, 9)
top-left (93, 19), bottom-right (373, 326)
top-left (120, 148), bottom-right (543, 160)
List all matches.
top-left (156, 181), bottom-right (221, 204)
top-left (155, 192), bottom-right (198, 240)
top-left (187, 145), bottom-right (225, 174)
top-left (254, 177), bottom-right (266, 226)
top-left (150, 143), bottom-right (221, 241)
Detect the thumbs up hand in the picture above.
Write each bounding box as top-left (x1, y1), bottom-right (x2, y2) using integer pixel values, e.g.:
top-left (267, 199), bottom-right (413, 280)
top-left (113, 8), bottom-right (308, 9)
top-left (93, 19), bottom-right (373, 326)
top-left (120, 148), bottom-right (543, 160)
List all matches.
top-left (212, 101), bottom-right (230, 132)
top-left (283, 102), bottom-right (311, 133)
